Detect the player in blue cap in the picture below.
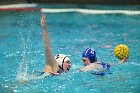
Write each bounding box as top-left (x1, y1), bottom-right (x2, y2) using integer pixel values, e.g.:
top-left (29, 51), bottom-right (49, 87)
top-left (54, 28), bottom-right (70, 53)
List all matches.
top-left (81, 48), bottom-right (97, 66)
top-left (80, 48), bottom-right (128, 75)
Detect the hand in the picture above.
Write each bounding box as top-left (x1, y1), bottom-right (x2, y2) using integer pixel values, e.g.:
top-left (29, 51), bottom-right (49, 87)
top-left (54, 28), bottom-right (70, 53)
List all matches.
top-left (119, 55), bottom-right (129, 64)
top-left (41, 14), bottom-right (46, 28)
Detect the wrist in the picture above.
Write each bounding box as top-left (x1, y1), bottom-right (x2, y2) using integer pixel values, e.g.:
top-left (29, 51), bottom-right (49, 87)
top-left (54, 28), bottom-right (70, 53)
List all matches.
top-left (42, 25), bottom-right (46, 29)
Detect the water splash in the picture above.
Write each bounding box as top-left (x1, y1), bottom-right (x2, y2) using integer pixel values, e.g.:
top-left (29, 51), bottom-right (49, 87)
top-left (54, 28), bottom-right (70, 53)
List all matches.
top-left (16, 13), bottom-right (43, 82)
top-left (16, 15), bottom-right (30, 82)
top-left (16, 40), bottom-right (29, 82)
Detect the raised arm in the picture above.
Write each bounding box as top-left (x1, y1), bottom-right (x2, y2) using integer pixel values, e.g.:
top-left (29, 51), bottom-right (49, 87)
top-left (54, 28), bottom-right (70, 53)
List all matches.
top-left (40, 14), bottom-right (58, 73)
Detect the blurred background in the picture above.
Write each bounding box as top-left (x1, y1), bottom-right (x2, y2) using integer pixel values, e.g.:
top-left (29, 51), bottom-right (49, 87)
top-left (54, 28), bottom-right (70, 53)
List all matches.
top-left (0, 0), bottom-right (140, 5)
top-left (0, 0), bottom-right (140, 93)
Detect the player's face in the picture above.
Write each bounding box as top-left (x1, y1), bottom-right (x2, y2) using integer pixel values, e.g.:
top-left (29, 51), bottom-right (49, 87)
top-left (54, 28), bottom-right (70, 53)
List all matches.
top-left (63, 60), bottom-right (71, 72)
top-left (82, 57), bottom-right (90, 66)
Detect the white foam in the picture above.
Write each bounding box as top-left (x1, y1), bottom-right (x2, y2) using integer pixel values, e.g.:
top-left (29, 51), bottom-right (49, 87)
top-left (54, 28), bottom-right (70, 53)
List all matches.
top-left (131, 62), bottom-right (140, 66)
top-left (0, 4), bottom-right (37, 8)
top-left (41, 8), bottom-right (140, 15)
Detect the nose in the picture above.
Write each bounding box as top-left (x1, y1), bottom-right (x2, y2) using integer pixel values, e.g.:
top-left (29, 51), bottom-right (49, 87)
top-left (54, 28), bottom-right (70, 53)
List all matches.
top-left (67, 63), bottom-right (71, 68)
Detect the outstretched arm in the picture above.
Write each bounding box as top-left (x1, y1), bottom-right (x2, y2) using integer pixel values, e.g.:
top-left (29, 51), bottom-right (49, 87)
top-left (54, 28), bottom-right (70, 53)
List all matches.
top-left (108, 55), bottom-right (129, 66)
top-left (41, 14), bottom-right (58, 73)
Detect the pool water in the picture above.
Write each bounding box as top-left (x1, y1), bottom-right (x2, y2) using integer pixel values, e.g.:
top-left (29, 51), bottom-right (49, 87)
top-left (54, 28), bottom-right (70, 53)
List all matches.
top-left (0, 4), bottom-right (140, 93)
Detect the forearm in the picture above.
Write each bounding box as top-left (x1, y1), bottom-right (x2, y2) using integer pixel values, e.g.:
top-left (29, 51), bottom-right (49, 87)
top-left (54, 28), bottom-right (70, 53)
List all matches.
top-left (107, 60), bottom-right (125, 66)
top-left (41, 14), bottom-right (51, 48)
top-left (42, 26), bottom-right (50, 47)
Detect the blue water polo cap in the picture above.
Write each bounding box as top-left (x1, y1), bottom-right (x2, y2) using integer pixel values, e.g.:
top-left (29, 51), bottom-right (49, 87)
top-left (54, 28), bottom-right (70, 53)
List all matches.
top-left (82, 48), bottom-right (97, 63)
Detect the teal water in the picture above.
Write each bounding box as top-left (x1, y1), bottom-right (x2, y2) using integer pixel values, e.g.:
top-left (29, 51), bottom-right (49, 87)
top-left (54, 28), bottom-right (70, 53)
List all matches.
top-left (0, 4), bottom-right (140, 93)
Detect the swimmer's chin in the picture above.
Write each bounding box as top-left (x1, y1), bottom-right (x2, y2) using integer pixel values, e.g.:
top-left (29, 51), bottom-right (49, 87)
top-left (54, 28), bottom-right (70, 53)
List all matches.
top-left (84, 64), bottom-right (87, 66)
top-left (65, 67), bottom-right (70, 72)
top-left (67, 67), bottom-right (70, 71)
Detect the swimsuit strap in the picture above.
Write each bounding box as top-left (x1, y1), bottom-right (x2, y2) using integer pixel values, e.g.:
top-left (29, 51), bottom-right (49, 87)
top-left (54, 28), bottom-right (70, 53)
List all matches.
top-left (40, 72), bottom-right (45, 75)
top-left (91, 62), bottom-right (111, 76)
top-left (100, 62), bottom-right (110, 71)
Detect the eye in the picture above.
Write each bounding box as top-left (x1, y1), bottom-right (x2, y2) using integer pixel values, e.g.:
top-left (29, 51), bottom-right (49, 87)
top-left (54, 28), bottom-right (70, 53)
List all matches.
top-left (82, 59), bottom-right (86, 62)
top-left (65, 61), bottom-right (70, 64)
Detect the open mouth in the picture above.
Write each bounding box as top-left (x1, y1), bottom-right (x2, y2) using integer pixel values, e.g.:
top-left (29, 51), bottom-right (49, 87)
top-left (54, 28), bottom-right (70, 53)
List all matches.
top-left (67, 68), bottom-right (69, 71)
top-left (67, 66), bottom-right (71, 71)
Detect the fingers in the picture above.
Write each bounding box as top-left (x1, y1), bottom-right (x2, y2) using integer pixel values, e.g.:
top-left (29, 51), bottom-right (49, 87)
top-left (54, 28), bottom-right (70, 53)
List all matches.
top-left (41, 14), bottom-right (46, 27)
top-left (42, 14), bottom-right (46, 20)
top-left (41, 14), bottom-right (46, 22)
top-left (119, 59), bottom-right (125, 64)
top-left (124, 55), bottom-right (129, 61)
top-left (126, 54), bottom-right (129, 59)
top-left (119, 55), bottom-right (129, 64)
top-left (42, 13), bottom-right (46, 16)
top-left (41, 14), bottom-right (46, 20)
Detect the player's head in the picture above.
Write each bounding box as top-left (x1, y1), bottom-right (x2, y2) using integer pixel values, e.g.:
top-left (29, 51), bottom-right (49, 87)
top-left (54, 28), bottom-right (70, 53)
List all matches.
top-left (55, 54), bottom-right (71, 72)
top-left (82, 48), bottom-right (97, 66)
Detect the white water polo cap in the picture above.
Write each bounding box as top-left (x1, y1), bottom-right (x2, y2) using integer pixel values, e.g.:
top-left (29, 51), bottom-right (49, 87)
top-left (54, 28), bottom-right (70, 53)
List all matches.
top-left (55, 54), bottom-right (70, 69)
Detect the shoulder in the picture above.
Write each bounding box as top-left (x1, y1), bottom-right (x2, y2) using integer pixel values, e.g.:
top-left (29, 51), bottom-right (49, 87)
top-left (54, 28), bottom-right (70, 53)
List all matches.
top-left (96, 62), bottom-right (111, 71)
top-left (80, 63), bottom-right (103, 72)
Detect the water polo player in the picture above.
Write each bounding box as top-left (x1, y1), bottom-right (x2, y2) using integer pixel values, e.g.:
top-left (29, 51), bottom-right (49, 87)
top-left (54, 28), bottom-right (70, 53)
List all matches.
top-left (80, 48), bottom-right (128, 75)
top-left (40, 14), bottom-right (71, 77)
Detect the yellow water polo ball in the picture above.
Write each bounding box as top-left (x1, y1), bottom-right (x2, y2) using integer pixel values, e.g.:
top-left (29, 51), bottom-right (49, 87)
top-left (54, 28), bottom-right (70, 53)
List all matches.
top-left (114, 44), bottom-right (129, 60)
